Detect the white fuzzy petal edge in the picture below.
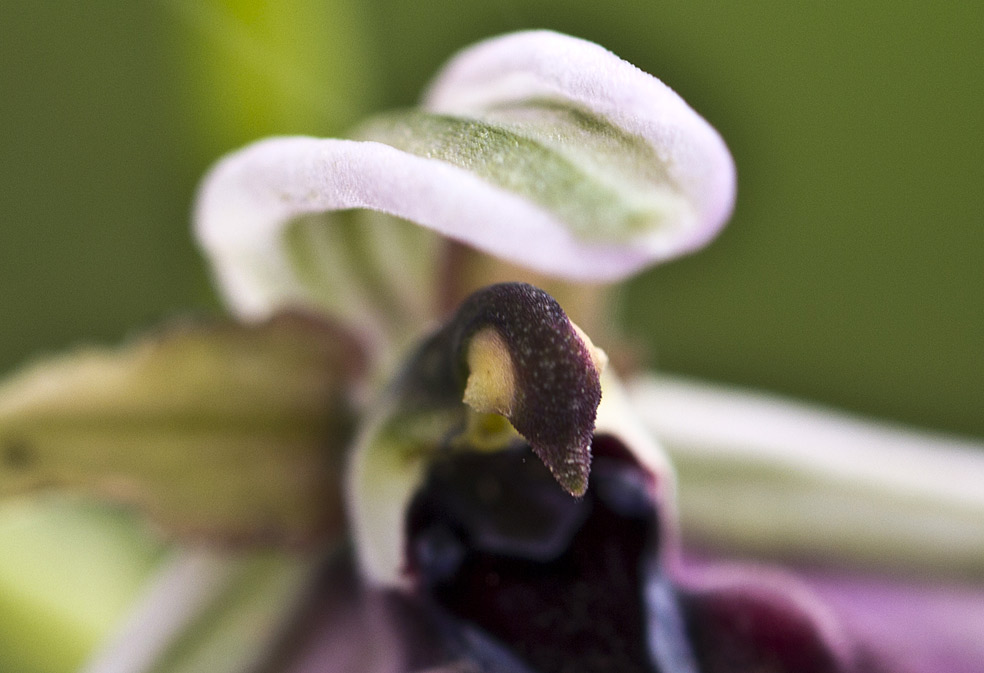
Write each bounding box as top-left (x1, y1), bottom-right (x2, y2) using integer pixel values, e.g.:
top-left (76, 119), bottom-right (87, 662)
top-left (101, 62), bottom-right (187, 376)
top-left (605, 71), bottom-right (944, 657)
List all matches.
top-left (424, 30), bottom-right (737, 258)
top-left (195, 32), bottom-right (737, 317)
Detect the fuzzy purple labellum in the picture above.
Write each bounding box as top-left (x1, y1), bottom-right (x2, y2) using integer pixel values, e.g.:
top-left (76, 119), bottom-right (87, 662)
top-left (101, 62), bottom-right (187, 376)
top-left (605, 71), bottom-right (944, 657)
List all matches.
top-left (397, 434), bottom-right (886, 673)
top-left (404, 437), bottom-right (680, 673)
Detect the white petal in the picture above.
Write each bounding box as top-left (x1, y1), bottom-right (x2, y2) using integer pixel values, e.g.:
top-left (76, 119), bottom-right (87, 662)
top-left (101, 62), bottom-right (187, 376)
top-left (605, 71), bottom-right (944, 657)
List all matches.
top-left (195, 32), bottom-right (736, 321)
top-left (196, 136), bottom-right (654, 321)
top-left (425, 30), bottom-right (736, 264)
top-left (628, 374), bottom-right (984, 576)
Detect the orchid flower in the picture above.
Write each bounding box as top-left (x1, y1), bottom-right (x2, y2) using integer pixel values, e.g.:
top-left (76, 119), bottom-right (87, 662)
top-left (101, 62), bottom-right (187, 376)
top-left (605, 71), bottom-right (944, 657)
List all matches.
top-left (1, 30), bottom-right (982, 673)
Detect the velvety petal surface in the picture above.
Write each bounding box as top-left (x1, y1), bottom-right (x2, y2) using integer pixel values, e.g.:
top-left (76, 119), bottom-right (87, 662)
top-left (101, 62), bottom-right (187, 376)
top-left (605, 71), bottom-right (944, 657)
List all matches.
top-left (676, 559), bottom-right (866, 673)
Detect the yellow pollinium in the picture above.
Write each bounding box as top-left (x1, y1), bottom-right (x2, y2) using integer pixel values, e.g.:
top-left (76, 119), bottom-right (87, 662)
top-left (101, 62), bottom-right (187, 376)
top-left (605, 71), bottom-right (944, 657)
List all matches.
top-left (460, 411), bottom-right (521, 452)
top-left (463, 328), bottom-right (516, 417)
top-left (462, 322), bottom-right (608, 418)
top-left (461, 328), bottom-right (521, 452)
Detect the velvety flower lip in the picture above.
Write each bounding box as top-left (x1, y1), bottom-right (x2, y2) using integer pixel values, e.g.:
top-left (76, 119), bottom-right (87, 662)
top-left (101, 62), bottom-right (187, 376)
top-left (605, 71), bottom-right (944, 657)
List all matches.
top-left (674, 555), bottom-right (866, 673)
top-left (194, 30), bottom-right (736, 326)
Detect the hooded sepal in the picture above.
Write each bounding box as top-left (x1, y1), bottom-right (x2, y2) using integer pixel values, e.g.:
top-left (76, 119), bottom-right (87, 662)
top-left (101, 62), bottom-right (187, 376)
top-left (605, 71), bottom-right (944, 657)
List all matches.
top-left (448, 283), bottom-right (605, 496)
top-left (194, 31), bottom-right (735, 361)
top-left (347, 283), bottom-right (607, 587)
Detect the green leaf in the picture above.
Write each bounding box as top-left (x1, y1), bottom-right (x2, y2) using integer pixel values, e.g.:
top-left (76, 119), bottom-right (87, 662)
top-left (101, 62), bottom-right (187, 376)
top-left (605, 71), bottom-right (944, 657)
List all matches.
top-left (0, 313), bottom-right (362, 546)
top-left (0, 500), bottom-right (164, 673)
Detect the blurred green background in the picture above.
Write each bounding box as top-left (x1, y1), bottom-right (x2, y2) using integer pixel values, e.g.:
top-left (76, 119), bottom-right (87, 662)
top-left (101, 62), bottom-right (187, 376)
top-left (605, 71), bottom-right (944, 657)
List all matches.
top-left (2, 0), bottom-right (981, 437)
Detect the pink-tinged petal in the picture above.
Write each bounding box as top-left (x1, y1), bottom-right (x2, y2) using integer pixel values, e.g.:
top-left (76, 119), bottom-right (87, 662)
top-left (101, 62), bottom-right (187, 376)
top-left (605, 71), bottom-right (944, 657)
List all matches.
top-left (679, 554), bottom-right (984, 673)
top-left (424, 30), bottom-right (736, 264)
top-left (802, 567), bottom-right (984, 673)
top-left (676, 557), bottom-right (875, 673)
top-left (627, 374), bottom-right (984, 576)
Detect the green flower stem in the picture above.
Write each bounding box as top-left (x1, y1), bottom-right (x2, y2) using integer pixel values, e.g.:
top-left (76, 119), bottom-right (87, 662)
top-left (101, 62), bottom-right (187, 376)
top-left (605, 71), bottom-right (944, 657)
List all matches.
top-left (172, 0), bottom-right (381, 152)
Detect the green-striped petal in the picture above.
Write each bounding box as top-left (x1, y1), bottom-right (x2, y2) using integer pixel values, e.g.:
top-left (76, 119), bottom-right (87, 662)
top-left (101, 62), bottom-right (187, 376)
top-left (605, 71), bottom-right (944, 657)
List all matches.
top-left (628, 375), bottom-right (984, 578)
top-left (0, 313), bottom-right (360, 546)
